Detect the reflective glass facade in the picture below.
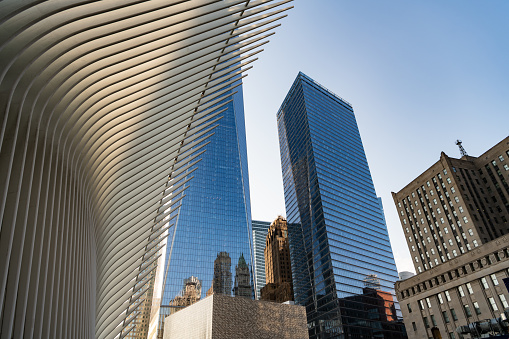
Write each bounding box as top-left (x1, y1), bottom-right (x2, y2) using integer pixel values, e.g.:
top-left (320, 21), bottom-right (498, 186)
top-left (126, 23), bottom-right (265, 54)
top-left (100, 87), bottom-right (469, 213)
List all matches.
top-left (277, 73), bottom-right (406, 338)
top-left (252, 220), bottom-right (271, 299)
top-left (160, 84), bottom-right (253, 316)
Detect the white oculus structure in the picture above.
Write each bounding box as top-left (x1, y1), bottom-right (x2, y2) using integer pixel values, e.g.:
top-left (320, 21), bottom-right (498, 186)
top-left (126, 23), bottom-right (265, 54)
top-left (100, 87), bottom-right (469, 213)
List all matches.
top-left (0, 1), bottom-right (292, 338)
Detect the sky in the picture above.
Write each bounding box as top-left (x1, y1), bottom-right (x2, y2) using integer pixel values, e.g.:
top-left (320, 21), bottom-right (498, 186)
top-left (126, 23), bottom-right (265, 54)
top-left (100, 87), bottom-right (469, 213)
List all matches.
top-left (241, 0), bottom-right (509, 274)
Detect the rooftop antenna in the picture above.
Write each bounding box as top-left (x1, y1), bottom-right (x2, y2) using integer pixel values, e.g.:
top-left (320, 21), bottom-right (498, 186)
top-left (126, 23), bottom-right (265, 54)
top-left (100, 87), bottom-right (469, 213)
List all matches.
top-left (456, 140), bottom-right (468, 157)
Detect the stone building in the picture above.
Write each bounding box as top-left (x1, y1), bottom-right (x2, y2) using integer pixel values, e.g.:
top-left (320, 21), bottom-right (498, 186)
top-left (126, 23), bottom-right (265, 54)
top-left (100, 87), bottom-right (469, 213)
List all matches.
top-left (233, 254), bottom-right (252, 298)
top-left (209, 252), bottom-right (232, 296)
top-left (392, 136), bottom-right (509, 274)
top-left (261, 216), bottom-right (294, 302)
top-left (395, 237), bottom-right (509, 339)
top-left (169, 276), bottom-right (202, 315)
top-left (393, 136), bottom-right (509, 338)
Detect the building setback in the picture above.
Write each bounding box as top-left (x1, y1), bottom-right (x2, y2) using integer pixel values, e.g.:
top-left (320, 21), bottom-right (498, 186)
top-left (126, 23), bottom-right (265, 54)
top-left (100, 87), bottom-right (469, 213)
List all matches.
top-left (277, 72), bottom-right (405, 338)
top-left (392, 136), bottom-right (509, 274)
top-left (252, 220), bottom-right (271, 300)
top-left (261, 216), bottom-right (294, 303)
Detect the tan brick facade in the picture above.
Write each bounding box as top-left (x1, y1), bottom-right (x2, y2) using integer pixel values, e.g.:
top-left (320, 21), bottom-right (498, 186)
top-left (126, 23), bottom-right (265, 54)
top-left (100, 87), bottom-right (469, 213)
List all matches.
top-left (395, 236), bottom-right (509, 339)
top-left (392, 136), bottom-right (509, 274)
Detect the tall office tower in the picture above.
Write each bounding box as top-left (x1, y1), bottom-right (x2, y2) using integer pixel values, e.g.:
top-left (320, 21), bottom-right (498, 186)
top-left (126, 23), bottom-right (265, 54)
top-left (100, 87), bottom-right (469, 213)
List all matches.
top-left (252, 220), bottom-right (271, 299)
top-left (392, 136), bottom-right (509, 274)
top-left (233, 254), bottom-right (252, 298)
top-left (261, 216), bottom-right (294, 302)
top-left (211, 252), bottom-right (233, 296)
top-left (127, 263), bottom-right (157, 339)
top-left (157, 80), bottom-right (254, 328)
top-left (277, 72), bottom-right (405, 338)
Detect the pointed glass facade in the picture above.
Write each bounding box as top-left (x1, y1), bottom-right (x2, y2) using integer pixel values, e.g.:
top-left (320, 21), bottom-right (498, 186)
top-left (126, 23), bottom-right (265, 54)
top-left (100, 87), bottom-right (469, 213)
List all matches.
top-left (160, 85), bottom-right (253, 317)
top-left (277, 73), bottom-right (406, 338)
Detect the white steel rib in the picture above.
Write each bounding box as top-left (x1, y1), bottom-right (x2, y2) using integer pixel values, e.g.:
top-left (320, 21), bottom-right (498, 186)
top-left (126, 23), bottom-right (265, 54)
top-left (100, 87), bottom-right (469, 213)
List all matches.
top-left (0, 0), bottom-right (292, 338)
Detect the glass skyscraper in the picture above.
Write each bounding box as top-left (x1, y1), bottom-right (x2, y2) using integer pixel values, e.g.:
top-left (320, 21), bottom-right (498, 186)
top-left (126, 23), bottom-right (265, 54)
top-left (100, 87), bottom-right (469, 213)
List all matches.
top-left (252, 220), bottom-right (271, 299)
top-left (277, 73), bottom-right (406, 338)
top-left (159, 83), bottom-right (253, 319)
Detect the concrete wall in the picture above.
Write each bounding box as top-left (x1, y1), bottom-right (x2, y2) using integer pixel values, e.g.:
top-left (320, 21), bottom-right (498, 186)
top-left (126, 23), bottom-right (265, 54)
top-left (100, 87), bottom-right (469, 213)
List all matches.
top-left (164, 294), bottom-right (308, 339)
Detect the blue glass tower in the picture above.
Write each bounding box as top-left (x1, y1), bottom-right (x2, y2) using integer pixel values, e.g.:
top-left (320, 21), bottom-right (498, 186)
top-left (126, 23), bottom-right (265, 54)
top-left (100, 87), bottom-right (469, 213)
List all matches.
top-left (252, 220), bottom-right (271, 299)
top-left (160, 83), bottom-right (253, 314)
top-left (277, 73), bottom-right (406, 338)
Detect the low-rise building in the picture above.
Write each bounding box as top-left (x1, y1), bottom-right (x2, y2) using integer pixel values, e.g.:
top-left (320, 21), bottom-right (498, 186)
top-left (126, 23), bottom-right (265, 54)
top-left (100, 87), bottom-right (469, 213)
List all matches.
top-left (163, 293), bottom-right (308, 339)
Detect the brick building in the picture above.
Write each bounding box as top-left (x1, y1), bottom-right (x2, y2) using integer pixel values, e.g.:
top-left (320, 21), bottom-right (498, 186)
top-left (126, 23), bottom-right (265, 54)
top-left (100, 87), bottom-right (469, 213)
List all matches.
top-left (261, 216), bottom-right (294, 302)
top-left (393, 136), bottom-right (509, 338)
top-left (392, 136), bottom-right (509, 273)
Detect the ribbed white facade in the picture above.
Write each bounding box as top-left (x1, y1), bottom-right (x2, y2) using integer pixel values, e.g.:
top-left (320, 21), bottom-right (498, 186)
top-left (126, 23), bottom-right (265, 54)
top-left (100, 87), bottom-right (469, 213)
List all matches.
top-left (0, 1), bottom-right (291, 338)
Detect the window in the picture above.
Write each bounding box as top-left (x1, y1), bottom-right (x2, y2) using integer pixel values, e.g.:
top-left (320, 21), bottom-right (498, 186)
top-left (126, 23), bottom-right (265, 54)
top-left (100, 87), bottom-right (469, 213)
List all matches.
top-left (444, 227), bottom-right (449, 234)
top-left (453, 249), bottom-right (457, 257)
top-left (463, 216), bottom-right (468, 223)
top-left (473, 240), bottom-right (478, 247)
top-left (446, 177), bottom-right (451, 184)
top-left (468, 229), bottom-right (473, 236)
top-left (504, 164), bottom-right (509, 171)
top-left (445, 290), bottom-right (451, 301)
top-left (426, 297), bottom-right (432, 308)
top-left (407, 303), bottom-right (412, 313)
top-left (412, 322), bottom-right (417, 331)
top-left (481, 277), bottom-right (489, 289)
top-left (499, 294), bottom-right (509, 308)
top-left (443, 311), bottom-right (450, 323)
top-left (431, 314), bottom-right (437, 326)
top-left (499, 155), bottom-right (504, 162)
top-left (473, 302), bottom-right (481, 315)
top-left (451, 308), bottom-right (458, 321)
top-left (433, 198), bottom-right (437, 205)
top-left (423, 316), bottom-right (430, 328)
top-left (491, 274), bottom-right (499, 286)
top-left (459, 206), bottom-right (464, 213)
top-left (492, 160), bottom-right (497, 166)
top-left (464, 304), bottom-right (472, 317)
top-left (438, 293), bottom-right (444, 304)
top-left (458, 286), bottom-right (465, 297)
top-left (451, 187), bottom-right (456, 193)
top-left (488, 297), bottom-right (499, 311)
top-left (448, 239), bottom-right (453, 246)
top-left (449, 332), bottom-right (456, 339)
top-left (419, 299), bottom-right (425, 310)
top-left (466, 283), bottom-right (473, 294)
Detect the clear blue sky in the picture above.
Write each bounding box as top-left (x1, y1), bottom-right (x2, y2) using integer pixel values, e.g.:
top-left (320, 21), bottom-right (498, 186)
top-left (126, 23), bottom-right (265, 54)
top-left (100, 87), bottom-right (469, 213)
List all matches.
top-left (242, 0), bottom-right (509, 273)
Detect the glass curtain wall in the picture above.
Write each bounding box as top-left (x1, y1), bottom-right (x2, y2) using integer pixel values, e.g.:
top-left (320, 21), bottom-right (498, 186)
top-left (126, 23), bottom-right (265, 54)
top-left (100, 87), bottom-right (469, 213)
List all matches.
top-left (277, 72), bottom-right (406, 339)
top-left (159, 79), bottom-right (253, 321)
top-left (252, 220), bottom-right (271, 299)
